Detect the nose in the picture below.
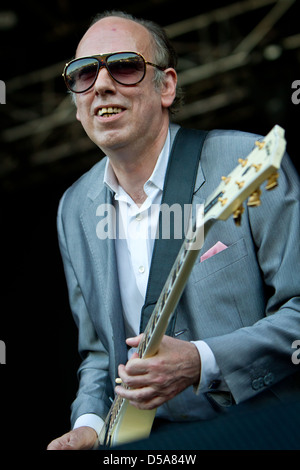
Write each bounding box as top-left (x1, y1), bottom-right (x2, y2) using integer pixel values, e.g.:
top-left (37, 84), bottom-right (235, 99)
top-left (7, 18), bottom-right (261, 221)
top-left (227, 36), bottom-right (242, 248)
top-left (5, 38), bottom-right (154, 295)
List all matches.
top-left (93, 65), bottom-right (117, 94)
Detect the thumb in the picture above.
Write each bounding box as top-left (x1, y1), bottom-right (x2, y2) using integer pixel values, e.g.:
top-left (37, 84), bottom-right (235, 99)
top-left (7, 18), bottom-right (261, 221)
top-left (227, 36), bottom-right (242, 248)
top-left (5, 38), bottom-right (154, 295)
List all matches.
top-left (125, 333), bottom-right (144, 348)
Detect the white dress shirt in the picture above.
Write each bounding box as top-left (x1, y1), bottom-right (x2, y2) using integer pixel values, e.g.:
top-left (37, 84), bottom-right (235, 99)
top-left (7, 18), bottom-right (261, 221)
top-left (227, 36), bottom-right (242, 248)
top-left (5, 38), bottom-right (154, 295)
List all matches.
top-left (74, 130), bottom-right (222, 436)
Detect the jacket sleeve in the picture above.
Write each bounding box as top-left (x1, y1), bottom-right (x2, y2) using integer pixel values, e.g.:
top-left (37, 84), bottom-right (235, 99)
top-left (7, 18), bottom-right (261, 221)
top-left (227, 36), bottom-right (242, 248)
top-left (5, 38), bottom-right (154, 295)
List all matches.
top-left (205, 151), bottom-right (300, 405)
top-left (57, 192), bottom-right (112, 427)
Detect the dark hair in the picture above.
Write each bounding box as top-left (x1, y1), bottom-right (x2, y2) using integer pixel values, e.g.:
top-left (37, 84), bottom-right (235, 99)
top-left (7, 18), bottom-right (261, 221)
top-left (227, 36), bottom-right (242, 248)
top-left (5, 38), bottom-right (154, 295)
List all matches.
top-left (89, 10), bottom-right (183, 113)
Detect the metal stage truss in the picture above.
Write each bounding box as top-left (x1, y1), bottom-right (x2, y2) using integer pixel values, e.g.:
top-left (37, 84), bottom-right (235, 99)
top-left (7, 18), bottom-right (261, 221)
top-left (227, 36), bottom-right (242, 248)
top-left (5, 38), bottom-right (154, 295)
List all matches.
top-left (0, 0), bottom-right (299, 186)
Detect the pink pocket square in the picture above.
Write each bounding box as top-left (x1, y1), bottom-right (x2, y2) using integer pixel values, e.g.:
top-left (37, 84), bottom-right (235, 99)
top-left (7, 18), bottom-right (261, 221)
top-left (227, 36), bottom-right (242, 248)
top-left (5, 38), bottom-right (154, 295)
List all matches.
top-left (200, 241), bottom-right (228, 262)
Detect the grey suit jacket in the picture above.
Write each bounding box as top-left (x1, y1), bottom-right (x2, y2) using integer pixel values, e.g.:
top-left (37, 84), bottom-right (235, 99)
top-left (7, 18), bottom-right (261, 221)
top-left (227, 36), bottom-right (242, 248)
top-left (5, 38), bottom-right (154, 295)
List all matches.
top-left (57, 124), bottom-right (300, 426)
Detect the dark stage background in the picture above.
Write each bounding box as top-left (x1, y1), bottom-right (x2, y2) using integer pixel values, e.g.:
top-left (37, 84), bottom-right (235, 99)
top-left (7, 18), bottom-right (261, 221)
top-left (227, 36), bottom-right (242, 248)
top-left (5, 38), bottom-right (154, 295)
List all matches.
top-left (0, 0), bottom-right (299, 450)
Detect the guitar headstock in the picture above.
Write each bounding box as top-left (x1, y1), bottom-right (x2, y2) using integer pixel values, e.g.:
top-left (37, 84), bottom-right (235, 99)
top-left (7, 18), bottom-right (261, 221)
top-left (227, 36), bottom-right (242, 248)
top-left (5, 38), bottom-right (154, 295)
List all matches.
top-left (204, 125), bottom-right (286, 226)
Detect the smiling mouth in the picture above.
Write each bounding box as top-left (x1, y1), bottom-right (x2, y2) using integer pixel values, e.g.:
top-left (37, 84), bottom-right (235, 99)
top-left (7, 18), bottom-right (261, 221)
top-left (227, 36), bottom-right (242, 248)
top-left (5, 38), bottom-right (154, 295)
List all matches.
top-left (97, 107), bottom-right (123, 117)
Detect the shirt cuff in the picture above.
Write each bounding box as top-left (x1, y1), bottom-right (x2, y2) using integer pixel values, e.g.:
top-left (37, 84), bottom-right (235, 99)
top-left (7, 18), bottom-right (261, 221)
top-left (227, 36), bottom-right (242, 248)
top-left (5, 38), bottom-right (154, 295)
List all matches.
top-left (191, 340), bottom-right (225, 394)
top-left (73, 413), bottom-right (104, 436)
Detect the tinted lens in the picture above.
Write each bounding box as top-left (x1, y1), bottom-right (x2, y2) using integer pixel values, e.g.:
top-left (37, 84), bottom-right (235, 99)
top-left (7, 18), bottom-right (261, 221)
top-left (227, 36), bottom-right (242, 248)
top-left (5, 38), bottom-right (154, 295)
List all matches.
top-left (107, 53), bottom-right (145, 85)
top-left (65, 58), bottom-right (99, 92)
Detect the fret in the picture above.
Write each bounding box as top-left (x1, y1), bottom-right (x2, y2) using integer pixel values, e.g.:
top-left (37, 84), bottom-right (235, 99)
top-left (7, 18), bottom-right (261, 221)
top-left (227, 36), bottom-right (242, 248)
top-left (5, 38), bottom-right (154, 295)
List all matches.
top-left (204, 191), bottom-right (224, 215)
top-left (149, 314), bottom-right (157, 335)
top-left (138, 335), bottom-right (147, 356)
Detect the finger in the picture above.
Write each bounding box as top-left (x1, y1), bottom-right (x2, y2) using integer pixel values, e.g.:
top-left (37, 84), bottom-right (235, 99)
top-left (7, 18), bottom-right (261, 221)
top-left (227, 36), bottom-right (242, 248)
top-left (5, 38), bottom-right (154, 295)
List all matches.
top-left (47, 438), bottom-right (66, 450)
top-left (115, 383), bottom-right (155, 403)
top-left (115, 385), bottom-right (168, 410)
top-left (47, 432), bottom-right (75, 450)
top-left (117, 362), bottom-right (147, 388)
top-left (47, 427), bottom-right (97, 450)
top-left (119, 356), bottom-right (149, 379)
top-left (126, 361), bottom-right (154, 388)
top-left (125, 333), bottom-right (143, 348)
top-left (130, 351), bottom-right (139, 360)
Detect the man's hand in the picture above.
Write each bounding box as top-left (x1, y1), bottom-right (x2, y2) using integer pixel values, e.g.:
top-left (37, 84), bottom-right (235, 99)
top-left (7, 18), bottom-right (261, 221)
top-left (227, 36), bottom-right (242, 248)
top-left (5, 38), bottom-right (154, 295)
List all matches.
top-left (47, 426), bottom-right (98, 450)
top-left (115, 335), bottom-right (201, 410)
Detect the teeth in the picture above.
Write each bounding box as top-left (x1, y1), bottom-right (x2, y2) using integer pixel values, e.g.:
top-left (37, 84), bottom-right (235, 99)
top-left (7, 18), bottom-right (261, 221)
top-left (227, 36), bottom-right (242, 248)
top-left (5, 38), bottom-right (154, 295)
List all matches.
top-left (97, 107), bottom-right (122, 116)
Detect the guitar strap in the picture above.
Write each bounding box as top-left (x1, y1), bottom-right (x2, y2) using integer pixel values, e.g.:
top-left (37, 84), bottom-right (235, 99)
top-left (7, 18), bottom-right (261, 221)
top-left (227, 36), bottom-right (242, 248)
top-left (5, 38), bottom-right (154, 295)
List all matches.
top-left (139, 127), bottom-right (208, 336)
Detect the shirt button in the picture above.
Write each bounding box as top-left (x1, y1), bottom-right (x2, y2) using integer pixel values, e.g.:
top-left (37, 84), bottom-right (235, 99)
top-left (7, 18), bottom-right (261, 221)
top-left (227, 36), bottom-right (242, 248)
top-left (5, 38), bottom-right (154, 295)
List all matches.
top-left (135, 213), bottom-right (142, 221)
top-left (138, 266), bottom-right (145, 274)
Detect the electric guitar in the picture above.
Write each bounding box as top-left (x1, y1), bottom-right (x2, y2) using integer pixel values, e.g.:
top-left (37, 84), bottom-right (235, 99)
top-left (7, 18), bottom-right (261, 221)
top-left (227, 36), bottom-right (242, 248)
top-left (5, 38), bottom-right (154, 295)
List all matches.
top-left (99, 124), bottom-right (286, 447)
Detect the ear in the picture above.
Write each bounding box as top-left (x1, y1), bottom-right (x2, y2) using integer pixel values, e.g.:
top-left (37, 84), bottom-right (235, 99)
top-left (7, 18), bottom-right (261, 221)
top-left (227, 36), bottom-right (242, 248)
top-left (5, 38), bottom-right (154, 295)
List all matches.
top-left (160, 68), bottom-right (177, 109)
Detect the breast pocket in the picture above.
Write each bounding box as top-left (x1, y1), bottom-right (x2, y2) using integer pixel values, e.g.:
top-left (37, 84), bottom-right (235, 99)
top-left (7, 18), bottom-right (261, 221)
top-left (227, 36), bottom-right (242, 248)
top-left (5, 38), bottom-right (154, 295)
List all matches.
top-left (191, 238), bottom-right (248, 283)
top-left (181, 238), bottom-right (250, 337)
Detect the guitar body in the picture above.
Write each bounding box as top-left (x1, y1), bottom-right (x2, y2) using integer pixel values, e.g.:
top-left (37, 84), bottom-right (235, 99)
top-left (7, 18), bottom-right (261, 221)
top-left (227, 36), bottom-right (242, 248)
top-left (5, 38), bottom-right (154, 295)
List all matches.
top-left (108, 402), bottom-right (156, 446)
top-left (100, 125), bottom-right (286, 447)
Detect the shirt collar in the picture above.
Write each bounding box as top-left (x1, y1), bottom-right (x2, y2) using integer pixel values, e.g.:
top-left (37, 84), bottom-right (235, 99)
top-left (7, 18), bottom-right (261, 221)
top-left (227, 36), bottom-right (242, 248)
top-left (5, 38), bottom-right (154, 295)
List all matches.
top-left (104, 130), bottom-right (170, 198)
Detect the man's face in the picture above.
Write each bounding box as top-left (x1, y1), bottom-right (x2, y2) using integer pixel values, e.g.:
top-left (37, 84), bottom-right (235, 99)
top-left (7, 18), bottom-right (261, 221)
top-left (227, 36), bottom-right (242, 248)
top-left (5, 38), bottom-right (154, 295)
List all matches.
top-left (74, 17), bottom-right (175, 154)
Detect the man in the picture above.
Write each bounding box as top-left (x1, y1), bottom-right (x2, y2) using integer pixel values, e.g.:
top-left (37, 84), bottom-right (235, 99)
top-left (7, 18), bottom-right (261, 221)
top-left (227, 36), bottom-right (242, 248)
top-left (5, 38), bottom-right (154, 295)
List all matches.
top-left (48, 11), bottom-right (300, 450)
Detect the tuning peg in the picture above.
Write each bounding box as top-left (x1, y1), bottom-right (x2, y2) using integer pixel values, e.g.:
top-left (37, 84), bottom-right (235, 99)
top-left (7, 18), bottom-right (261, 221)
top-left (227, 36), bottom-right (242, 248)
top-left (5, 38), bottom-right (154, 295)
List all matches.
top-left (255, 140), bottom-right (265, 150)
top-left (252, 163), bottom-right (262, 172)
top-left (235, 180), bottom-right (245, 189)
top-left (238, 158), bottom-right (248, 167)
top-left (222, 176), bottom-right (231, 185)
top-left (265, 172), bottom-right (279, 190)
top-left (218, 197), bottom-right (228, 206)
top-left (233, 205), bottom-right (245, 226)
top-left (247, 189), bottom-right (262, 207)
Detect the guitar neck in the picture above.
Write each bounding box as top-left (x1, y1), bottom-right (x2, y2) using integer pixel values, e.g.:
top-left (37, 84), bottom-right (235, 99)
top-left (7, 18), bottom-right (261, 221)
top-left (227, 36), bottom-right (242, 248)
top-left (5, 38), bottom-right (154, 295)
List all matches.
top-left (137, 213), bottom-right (212, 359)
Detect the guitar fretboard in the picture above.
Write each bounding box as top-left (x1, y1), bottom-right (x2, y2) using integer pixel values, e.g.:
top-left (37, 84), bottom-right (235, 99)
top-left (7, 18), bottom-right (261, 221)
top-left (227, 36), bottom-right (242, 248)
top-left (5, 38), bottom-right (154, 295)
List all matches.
top-left (137, 221), bottom-right (202, 358)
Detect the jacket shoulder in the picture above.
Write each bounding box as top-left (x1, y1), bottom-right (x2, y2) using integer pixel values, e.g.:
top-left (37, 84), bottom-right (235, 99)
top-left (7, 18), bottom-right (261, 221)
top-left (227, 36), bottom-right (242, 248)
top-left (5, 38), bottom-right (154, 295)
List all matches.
top-left (205, 128), bottom-right (262, 153)
top-left (59, 157), bottom-right (107, 209)
top-left (202, 129), bottom-right (262, 173)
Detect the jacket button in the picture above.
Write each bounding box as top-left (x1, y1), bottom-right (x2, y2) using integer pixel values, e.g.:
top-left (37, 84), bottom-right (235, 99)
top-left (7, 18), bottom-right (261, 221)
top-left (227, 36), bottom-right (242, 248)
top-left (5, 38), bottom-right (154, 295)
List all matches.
top-left (264, 372), bottom-right (274, 386)
top-left (252, 377), bottom-right (264, 390)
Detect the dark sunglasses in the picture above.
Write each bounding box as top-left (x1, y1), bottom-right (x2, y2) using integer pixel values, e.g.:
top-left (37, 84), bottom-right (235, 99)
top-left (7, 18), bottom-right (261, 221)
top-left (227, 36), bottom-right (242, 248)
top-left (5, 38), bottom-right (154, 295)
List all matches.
top-left (62, 51), bottom-right (166, 93)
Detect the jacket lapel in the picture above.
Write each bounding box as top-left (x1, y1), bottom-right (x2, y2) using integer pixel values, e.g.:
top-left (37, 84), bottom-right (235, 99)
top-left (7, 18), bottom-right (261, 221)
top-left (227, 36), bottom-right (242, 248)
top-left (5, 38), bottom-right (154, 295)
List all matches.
top-left (80, 170), bottom-right (128, 368)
